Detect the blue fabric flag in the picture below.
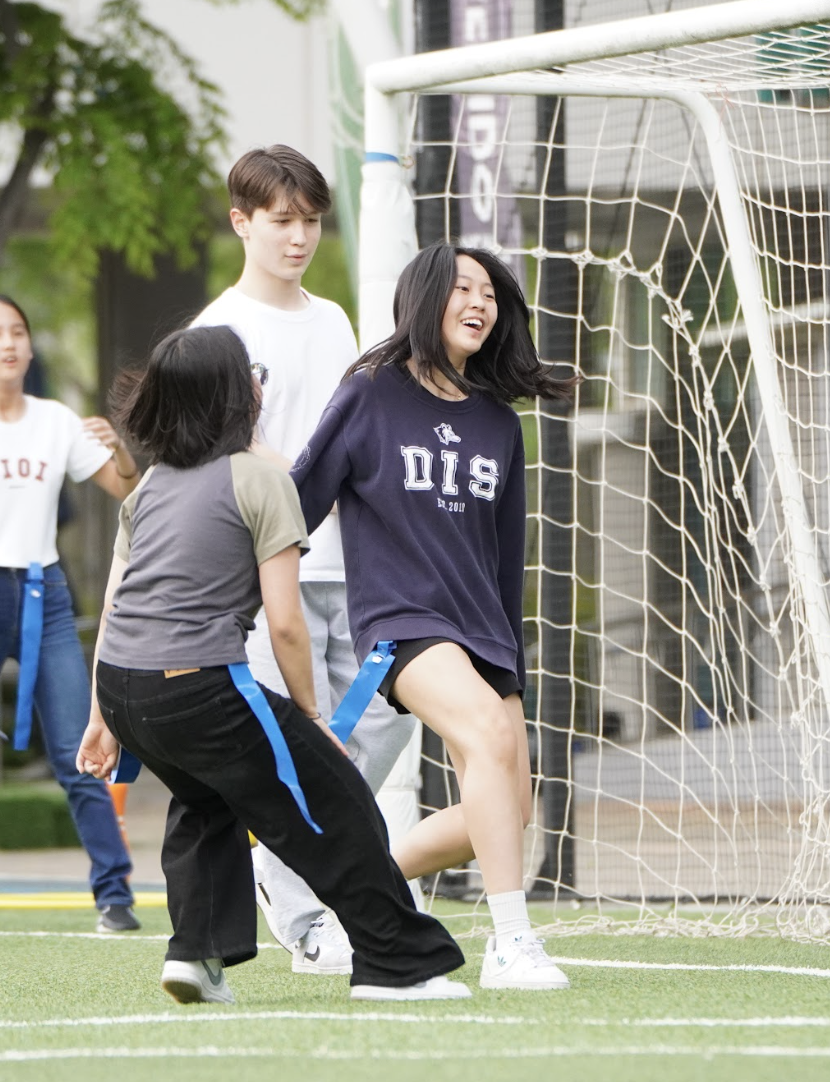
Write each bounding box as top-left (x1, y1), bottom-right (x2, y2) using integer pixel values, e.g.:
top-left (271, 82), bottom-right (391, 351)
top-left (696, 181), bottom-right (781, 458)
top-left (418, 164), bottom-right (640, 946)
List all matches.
top-left (228, 662), bottom-right (322, 834)
top-left (13, 563), bottom-right (44, 751)
top-left (110, 746), bottom-right (142, 784)
top-left (329, 640), bottom-right (397, 744)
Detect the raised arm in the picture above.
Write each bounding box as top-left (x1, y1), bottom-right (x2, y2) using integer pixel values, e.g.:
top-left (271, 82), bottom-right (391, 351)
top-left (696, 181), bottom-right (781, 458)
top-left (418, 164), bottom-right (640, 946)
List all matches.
top-left (83, 416), bottom-right (141, 500)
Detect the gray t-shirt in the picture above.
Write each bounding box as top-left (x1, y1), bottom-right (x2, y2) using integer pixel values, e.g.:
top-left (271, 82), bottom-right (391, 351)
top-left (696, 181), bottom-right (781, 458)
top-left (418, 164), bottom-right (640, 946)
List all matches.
top-left (100, 453), bottom-right (309, 669)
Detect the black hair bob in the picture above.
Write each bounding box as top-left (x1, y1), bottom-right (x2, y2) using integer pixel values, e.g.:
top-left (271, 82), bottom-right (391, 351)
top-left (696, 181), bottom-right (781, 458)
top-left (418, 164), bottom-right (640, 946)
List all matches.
top-left (111, 325), bottom-right (258, 469)
top-left (348, 243), bottom-right (578, 405)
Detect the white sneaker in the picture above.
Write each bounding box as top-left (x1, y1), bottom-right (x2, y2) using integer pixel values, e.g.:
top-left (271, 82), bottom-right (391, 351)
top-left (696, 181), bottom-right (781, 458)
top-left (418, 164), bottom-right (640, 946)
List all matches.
top-left (479, 935), bottom-right (570, 990)
top-left (292, 913), bottom-right (353, 975)
top-left (161, 959), bottom-right (235, 1004)
top-left (351, 974), bottom-right (472, 1001)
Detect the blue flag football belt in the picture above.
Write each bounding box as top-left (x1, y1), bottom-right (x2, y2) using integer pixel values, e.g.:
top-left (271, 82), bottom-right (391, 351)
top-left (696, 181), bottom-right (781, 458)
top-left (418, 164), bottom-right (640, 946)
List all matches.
top-left (329, 639), bottom-right (396, 743)
top-left (110, 640), bottom-right (398, 836)
top-left (13, 563), bottom-right (45, 752)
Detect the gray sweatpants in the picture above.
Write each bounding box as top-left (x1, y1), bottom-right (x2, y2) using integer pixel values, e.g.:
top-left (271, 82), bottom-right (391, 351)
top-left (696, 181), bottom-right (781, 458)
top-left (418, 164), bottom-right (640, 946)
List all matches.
top-left (245, 580), bottom-right (417, 945)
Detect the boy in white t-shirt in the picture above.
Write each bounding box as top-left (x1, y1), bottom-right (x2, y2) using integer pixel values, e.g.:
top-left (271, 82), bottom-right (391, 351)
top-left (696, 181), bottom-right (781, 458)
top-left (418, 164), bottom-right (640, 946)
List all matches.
top-left (192, 145), bottom-right (416, 975)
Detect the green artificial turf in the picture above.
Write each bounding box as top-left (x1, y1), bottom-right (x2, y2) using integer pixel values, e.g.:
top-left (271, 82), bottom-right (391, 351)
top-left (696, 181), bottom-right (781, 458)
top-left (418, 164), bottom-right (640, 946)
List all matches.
top-left (2, 903), bottom-right (830, 1082)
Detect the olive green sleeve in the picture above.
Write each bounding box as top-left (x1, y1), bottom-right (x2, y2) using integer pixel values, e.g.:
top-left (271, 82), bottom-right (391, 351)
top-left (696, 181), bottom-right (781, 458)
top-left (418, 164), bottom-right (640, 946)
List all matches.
top-left (112, 466), bottom-right (155, 562)
top-left (230, 453), bottom-right (310, 564)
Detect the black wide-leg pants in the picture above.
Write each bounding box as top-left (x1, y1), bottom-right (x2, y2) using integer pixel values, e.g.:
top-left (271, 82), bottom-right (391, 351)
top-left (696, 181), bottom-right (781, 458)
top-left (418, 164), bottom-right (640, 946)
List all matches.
top-left (95, 661), bottom-right (464, 988)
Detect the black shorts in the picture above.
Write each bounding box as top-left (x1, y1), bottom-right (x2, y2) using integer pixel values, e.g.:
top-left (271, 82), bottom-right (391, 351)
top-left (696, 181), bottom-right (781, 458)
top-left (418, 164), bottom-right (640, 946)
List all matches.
top-left (379, 637), bottom-right (522, 714)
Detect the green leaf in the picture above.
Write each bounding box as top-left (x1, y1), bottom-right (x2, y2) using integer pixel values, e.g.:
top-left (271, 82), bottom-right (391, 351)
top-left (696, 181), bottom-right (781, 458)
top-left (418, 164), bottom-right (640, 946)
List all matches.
top-left (0, 1), bottom-right (228, 280)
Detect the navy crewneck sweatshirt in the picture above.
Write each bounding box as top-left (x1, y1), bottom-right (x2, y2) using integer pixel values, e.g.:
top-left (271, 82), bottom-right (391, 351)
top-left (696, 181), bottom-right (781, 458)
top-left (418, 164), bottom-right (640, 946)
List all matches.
top-left (291, 364), bottom-right (527, 686)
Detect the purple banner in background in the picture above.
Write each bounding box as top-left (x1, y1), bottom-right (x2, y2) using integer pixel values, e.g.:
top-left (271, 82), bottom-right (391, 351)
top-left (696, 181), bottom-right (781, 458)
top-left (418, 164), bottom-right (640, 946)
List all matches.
top-left (450, 0), bottom-right (524, 283)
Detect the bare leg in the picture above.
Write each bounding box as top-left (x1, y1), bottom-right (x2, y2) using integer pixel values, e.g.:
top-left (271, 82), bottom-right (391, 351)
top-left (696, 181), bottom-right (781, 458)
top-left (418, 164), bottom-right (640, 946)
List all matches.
top-left (391, 651), bottom-right (571, 989)
top-left (389, 644), bottom-right (531, 895)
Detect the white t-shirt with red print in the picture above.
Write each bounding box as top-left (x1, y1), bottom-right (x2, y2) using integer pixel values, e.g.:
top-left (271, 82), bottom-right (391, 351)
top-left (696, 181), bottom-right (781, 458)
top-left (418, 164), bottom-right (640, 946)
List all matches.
top-left (0, 396), bottom-right (111, 568)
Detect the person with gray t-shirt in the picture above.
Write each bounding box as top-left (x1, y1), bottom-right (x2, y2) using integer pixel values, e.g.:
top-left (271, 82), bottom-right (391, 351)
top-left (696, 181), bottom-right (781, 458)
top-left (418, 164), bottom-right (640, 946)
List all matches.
top-left (76, 325), bottom-right (471, 1005)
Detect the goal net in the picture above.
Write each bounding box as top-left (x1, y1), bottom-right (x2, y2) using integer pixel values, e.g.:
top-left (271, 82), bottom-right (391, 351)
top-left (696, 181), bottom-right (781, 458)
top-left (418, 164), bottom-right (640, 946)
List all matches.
top-left (355, 0), bottom-right (830, 939)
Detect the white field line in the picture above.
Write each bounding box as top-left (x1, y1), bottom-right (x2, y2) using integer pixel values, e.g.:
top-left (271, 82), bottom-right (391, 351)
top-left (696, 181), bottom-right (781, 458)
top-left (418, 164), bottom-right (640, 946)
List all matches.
top-left (624, 1017), bottom-right (830, 1028)
top-left (549, 956), bottom-right (830, 978)
top-left (5, 1045), bottom-right (830, 1062)
top-left (0, 1009), bottom-right (529, 1030)
top-left (3, 1011), bottom-right (830, 1032)
top-left (3, 931), bottom-right (830, 979)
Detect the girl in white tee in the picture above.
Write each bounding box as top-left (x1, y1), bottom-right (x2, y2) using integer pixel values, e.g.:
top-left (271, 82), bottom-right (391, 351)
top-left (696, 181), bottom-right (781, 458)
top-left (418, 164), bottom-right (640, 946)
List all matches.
top-left (0, 295), bottom-right (141, 932)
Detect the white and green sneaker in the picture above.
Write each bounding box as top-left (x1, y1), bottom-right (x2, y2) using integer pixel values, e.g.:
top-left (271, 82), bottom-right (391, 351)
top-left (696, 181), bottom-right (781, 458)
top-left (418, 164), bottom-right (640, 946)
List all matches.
top-left (161, 958), bottom-right (235, 1004)
top-left (480, 935), bottom-right (570, 990)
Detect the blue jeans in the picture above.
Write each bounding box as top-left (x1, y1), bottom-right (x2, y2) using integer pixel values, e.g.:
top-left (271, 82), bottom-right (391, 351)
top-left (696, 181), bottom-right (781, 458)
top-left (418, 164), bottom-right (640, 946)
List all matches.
top-left (0, 564), bottom-right (133, 908)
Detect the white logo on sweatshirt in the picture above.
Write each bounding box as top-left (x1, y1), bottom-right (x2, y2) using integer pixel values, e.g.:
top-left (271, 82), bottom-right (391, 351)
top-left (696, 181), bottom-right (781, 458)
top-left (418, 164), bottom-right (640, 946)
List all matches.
top-left (433, 423), bottom-right (461, 446)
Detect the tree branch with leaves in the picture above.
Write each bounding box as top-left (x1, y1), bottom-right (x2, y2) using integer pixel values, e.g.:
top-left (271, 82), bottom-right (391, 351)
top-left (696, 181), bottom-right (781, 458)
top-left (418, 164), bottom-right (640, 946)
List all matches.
top-left (0, 0), bottom-right (228, 280)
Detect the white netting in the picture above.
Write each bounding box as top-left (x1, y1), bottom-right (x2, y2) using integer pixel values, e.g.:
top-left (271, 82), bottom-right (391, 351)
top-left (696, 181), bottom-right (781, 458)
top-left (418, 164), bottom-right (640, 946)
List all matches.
top-left (378, 10), bottom-right (830, 939)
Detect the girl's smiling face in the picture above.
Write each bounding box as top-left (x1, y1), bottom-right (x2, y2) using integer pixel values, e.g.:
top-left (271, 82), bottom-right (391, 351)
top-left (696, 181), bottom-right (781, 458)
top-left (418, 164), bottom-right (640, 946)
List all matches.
top-left (440, 254), bottom-right (498, 369)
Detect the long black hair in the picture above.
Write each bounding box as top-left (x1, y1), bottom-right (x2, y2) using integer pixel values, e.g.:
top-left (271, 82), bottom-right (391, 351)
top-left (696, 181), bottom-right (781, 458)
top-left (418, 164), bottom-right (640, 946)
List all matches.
top-left (111, 325), bottom-right (258, 468)
top-left (347, 243), bottom-right (578, 404)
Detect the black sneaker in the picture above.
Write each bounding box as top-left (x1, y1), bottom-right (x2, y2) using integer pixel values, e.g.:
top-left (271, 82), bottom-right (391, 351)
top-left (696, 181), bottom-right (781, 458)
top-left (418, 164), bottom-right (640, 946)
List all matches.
top-left (97, 904), bottom-right (141, 933)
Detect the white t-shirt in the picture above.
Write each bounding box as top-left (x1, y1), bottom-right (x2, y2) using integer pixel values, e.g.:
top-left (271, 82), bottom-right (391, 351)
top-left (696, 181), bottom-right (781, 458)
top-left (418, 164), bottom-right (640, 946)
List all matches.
top-left (0, 396), bottom-right (111, 568)
top-left (192, 286), bottom-right (358, 581)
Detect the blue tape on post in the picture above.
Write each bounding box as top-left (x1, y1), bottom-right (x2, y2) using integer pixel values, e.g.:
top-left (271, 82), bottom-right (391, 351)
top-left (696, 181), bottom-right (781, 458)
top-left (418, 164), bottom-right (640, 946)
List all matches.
top-left (365, 152), bottom-right (399, 164)
top-left (228, 662), bottom-right (322, 835)
top-left (329, 641), bottom-right (397, 745)
top-left (13, 563), bottom-right (44, 751)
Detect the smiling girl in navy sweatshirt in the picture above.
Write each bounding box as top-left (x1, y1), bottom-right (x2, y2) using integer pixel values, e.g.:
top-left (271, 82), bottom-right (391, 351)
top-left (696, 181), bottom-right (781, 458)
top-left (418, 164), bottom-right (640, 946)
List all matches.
top-left (292, 243), bottom-right (578, 991)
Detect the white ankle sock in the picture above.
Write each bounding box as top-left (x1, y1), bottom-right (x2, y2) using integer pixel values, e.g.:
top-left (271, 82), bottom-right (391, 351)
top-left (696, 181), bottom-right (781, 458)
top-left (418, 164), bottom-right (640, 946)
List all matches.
top-left (486, 890), bottom-right (532, 950)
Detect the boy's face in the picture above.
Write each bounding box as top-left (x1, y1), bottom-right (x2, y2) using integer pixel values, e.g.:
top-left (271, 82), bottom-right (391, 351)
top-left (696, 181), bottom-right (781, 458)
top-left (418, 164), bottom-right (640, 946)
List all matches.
top-left (231, 191), bottom-right (322, 284)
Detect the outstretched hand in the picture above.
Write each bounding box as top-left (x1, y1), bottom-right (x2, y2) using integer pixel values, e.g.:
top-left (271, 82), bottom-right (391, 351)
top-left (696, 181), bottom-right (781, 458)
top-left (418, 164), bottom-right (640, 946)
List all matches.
top-left (82, 415), bottom-right (122, 452)
top-left (76, 721), bottom-right (120, 781)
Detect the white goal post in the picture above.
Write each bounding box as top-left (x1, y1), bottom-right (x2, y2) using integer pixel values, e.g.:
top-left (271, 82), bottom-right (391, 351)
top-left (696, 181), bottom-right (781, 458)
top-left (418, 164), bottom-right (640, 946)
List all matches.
top-left (357, 0), bottom-right (830, 938)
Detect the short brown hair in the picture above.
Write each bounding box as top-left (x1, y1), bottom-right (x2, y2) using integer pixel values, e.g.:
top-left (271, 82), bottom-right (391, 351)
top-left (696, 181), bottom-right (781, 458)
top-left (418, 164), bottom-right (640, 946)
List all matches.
top-left (228, 145), bottom-right (332, 217)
